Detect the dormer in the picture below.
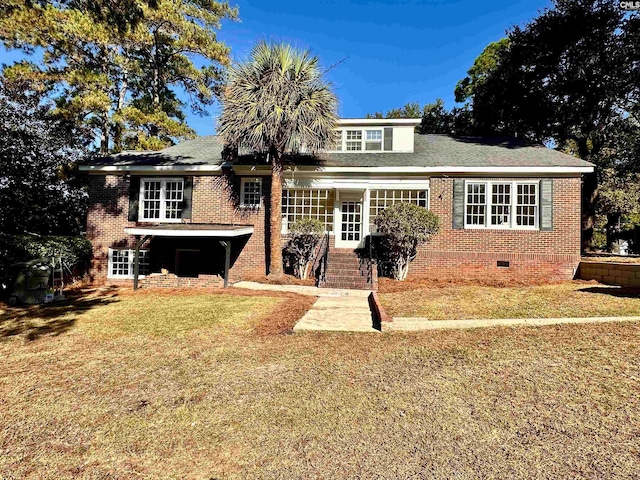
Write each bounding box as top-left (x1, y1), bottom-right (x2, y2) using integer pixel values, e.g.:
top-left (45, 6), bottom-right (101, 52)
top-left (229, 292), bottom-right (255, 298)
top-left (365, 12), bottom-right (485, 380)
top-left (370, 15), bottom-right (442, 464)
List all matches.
top-left (332, 118), bottom-right (421, 153)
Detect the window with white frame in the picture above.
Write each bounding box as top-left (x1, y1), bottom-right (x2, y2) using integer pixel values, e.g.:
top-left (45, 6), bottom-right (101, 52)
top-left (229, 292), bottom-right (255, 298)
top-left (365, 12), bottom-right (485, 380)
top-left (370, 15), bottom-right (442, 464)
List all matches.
top-left (282, 189), bottom-right (335, 232)
top-left (335, 129), bottom-right (384, 151)
top-left (369, 190), bottom-right (429, 232)
top-left (241, 177), bottom-right (262, 207)
top-left (345, 130), bottom-right (363, 151)
top-left (365, 130), bottom-right (382, 151)
top-left (140, 178), bottom-right (184, 222)
top-left (465, 181), bottom-right (539, 229)
top-left (516, 183), bottom-right (538, 227)
top-left (465, 183), bottom-right (487, 226)
top-left (490, 183), bottom-right (511, 227)
top-left (108, 248), bottom-right (149, 279)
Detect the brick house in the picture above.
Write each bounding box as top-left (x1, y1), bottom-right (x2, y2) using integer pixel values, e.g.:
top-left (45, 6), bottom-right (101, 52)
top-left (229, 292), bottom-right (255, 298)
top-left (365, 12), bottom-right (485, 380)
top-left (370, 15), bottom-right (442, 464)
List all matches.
top-left (80, 118), bottom-right (594, 290)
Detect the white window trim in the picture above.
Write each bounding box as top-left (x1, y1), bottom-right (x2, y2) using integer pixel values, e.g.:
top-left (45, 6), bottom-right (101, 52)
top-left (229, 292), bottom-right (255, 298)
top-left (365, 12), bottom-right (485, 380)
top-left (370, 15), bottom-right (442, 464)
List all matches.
top-left (139, 177), bottom-right (184, 223)
top-left (368, 189), bottom-right (430, 235)
top-left (463, 180), bottom-right (540, 230)
top-left (281, 187), bottom-right (335, 234)
top-left (240, 177), bottom-right (263, 208)
top-left (331, 128), bottom-right (385, 152)
top-left (107, 248), bottom-right (149, 279)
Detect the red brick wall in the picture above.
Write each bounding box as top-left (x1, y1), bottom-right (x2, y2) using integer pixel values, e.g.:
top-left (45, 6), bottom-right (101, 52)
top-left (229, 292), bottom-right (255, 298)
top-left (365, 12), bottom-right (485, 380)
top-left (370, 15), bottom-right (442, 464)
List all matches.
top-left (86, 173), bottom-right (269, 284)
top-left (410, 176), bottom-right (582, 282)
top-left (86, 173), bottom-right (583, 286)
top-left (139, 274), bottom-right (223, 289)
top-left (86, 174), bottom-right (137, 282)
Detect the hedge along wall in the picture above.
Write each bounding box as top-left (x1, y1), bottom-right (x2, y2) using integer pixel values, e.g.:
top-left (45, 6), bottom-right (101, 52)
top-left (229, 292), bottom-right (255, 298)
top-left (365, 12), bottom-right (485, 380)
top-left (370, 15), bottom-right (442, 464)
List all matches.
top-left (577, 261), bottom-right (640, 287)
top-left (0, 234), bottom-right (93, 287)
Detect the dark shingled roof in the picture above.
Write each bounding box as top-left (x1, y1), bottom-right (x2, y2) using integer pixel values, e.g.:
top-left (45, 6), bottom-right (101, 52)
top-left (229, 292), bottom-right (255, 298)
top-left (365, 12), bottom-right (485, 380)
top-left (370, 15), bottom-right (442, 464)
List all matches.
top-left (87, 134), bottom-right (594, 169)
top-left (88, 136), bottom-right (225, 166)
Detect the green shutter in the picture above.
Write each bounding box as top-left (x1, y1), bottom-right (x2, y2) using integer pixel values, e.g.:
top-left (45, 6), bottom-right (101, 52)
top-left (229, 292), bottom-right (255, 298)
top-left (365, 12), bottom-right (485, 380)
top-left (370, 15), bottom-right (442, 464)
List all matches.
top-left (128, 176), bottom-right (140, 222)
top-left (182, 176), bottom-right (193, 219)
top-left (539, 179), bottom-right (553, 231)
top-left (383, 127), bottom-right (393, 151)
top-left (452, 179), bottom-right (465, 229)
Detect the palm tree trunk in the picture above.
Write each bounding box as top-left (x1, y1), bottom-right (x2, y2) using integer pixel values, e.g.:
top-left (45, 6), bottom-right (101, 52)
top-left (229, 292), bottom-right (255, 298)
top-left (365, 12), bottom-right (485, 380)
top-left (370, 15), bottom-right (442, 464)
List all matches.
top-left (269, 152), bottom-right (284, 276)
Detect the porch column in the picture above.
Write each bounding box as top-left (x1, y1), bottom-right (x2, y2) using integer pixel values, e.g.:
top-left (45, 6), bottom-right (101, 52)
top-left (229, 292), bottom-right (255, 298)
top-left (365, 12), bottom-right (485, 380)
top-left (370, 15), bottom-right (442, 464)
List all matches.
top-left (219, 240), bottom-right (231, 288)
top-left (363, 188), bottom-right (371, 237)
top-left (133, 235), bottom-right (151, 290)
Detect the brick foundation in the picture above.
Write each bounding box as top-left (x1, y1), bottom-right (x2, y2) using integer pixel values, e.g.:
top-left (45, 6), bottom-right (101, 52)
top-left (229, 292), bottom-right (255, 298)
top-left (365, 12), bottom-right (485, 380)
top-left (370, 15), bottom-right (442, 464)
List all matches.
top-left (139, 273), bottom-right (223, 289)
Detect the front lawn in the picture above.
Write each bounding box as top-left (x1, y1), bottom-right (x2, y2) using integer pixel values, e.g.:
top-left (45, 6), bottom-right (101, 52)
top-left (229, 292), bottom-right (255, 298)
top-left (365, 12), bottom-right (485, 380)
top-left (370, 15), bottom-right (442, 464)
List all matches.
top-left (379, 280), bottom-right (640, 319)
top-left (1, 287), bottom-right (639, 478)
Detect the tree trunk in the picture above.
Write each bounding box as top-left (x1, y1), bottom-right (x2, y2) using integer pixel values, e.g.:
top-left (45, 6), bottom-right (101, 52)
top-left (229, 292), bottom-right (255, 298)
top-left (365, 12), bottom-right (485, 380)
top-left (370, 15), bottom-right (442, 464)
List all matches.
top-left (113, 68), bottom-right (128, 153)
top-left (269, 152), bottom-right (284, 276)
top-left (606, 212), bottom-right (621, 253)
top-left (99, 112), bottom-right (109, 154)
top-left (582, 171), bottom-right (598, 252)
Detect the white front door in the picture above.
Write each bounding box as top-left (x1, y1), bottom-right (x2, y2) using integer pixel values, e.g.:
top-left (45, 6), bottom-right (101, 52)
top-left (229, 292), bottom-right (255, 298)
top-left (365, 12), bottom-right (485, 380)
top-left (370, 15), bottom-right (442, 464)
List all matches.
top-left (336, 192), bottom-right (364, 249)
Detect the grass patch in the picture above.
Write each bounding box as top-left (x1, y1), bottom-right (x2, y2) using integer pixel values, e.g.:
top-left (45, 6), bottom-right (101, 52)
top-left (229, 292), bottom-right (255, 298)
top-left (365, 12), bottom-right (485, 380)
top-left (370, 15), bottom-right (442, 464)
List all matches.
top-left (379, 280), bottom-right (640, 319)
top-left (582, 255), bottom-right (640, 264)
top-left (1, 288), bottom-right (639, 478)
top-left (79, 291), bottom-right (280, 337)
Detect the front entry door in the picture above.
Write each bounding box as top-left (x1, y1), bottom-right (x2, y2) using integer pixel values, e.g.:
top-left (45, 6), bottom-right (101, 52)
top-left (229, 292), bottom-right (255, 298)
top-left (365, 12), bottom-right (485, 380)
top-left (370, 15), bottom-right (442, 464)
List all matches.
top-left (336, 192), bottom-right (364, 249)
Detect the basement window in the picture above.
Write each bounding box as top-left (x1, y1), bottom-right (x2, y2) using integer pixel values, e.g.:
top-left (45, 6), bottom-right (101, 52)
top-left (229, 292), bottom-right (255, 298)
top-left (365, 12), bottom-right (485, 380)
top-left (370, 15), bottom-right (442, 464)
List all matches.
top-left (108, 248), bottom-right (149, 279)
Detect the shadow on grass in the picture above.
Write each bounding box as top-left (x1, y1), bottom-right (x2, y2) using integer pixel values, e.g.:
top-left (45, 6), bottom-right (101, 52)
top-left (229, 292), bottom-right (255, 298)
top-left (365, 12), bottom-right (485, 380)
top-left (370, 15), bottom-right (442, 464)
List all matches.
top-left (0, 289), bottom-right (119, 341)
top-left (578, 286), bottom-right (640, 299)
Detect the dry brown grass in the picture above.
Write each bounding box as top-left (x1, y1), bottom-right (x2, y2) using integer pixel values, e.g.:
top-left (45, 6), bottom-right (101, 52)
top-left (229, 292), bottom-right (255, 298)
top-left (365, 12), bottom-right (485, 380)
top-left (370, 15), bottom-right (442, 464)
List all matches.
top-left (241, 274), bottom-right (316, 286)
top-left (1, 288), bottom-right (640, 478)
top-left (379, 280), bottom-right (640, 320)
top-left (378, 275), bottom-right (556, 294)
top-left (582, 254), bottom-right (640, 264)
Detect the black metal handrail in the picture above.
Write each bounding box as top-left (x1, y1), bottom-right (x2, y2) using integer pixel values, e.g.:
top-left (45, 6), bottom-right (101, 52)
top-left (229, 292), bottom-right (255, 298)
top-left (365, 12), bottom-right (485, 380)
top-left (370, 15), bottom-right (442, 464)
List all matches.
top-left (370, 237), bottom-right (375, 284)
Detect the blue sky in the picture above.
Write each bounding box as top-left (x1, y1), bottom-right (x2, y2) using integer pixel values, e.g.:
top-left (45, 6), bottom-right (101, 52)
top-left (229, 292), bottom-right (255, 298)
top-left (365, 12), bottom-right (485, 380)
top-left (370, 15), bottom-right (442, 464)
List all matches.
top-left (0, 0), bottom-right (553, 137)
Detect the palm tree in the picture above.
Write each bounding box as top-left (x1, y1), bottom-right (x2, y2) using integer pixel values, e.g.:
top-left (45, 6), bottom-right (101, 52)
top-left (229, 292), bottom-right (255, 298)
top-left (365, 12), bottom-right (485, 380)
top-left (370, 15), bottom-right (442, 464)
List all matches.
top-left (218, 41), bottom-right (338, 276)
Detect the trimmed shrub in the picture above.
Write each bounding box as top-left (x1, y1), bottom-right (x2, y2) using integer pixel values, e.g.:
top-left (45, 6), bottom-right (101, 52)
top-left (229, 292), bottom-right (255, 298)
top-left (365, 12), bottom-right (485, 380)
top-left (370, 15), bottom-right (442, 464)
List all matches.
top-left (285, 219), bottom-right (324, 279)
top-left (373, 203), bottom-right (440, 281)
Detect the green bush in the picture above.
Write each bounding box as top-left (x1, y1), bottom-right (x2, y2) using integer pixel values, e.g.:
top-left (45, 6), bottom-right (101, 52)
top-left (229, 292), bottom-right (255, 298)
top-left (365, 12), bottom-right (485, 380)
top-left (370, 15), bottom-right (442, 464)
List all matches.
top-left (373, 203), bottom-right (440, 280)
top-left (0, 234), bottom-right (92, 289)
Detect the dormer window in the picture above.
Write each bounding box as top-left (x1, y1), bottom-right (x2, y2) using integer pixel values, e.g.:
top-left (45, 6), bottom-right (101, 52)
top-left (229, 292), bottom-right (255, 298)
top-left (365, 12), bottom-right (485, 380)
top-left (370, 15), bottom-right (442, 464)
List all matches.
top-left (345, 130), bottom-right (362, 151)
top-left (365, 130), bottom-right (382, 151)
top-left (330, 119), bottom-right (419, 153)
top-left (341, 129), bottom-right (383, 151)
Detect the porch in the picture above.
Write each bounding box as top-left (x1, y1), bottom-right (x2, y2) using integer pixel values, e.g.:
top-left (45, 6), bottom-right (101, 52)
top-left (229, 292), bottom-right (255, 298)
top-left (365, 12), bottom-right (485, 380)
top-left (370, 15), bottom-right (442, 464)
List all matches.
top-left (282, 184), bottom-right (428, 289)
top-left (123, 223), bottom-right (254, 289)
top-left (281, 183), bottom-right (430, 250)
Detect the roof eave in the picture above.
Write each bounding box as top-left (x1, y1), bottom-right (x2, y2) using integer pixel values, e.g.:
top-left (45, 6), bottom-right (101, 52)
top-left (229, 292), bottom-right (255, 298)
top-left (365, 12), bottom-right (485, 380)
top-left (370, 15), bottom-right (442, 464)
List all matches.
top-left (232, 165), bottom-right (595, 174)
top-left (79, 164), bottom-right (224, 173)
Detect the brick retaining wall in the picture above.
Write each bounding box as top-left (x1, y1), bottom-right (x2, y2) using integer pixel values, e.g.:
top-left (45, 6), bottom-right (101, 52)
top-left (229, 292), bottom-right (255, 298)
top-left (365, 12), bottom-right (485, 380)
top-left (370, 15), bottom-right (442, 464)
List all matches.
top-left (138, 274), bottom-right (223, 289)
top-left (577, 261), bottom-right (640, 286)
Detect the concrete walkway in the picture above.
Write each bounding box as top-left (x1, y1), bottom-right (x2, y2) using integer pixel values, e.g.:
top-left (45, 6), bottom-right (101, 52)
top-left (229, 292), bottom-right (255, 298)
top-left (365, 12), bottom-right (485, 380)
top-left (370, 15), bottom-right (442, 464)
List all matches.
top-left (233, 282), bottom-right (640, 333)
top-left (386, 315), bottom-right (640, 331)
top-left (294, 296), bottom-right (379, 332)
top-left (232, 281), bottom-right (371, 298)
top-left (232, 281), bottom-right (377, 332)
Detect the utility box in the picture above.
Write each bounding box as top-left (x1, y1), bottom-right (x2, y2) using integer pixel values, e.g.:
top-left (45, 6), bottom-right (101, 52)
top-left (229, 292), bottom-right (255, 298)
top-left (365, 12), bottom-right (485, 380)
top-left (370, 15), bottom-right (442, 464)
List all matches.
top-left (8, 258), bottom-right (51, 305)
